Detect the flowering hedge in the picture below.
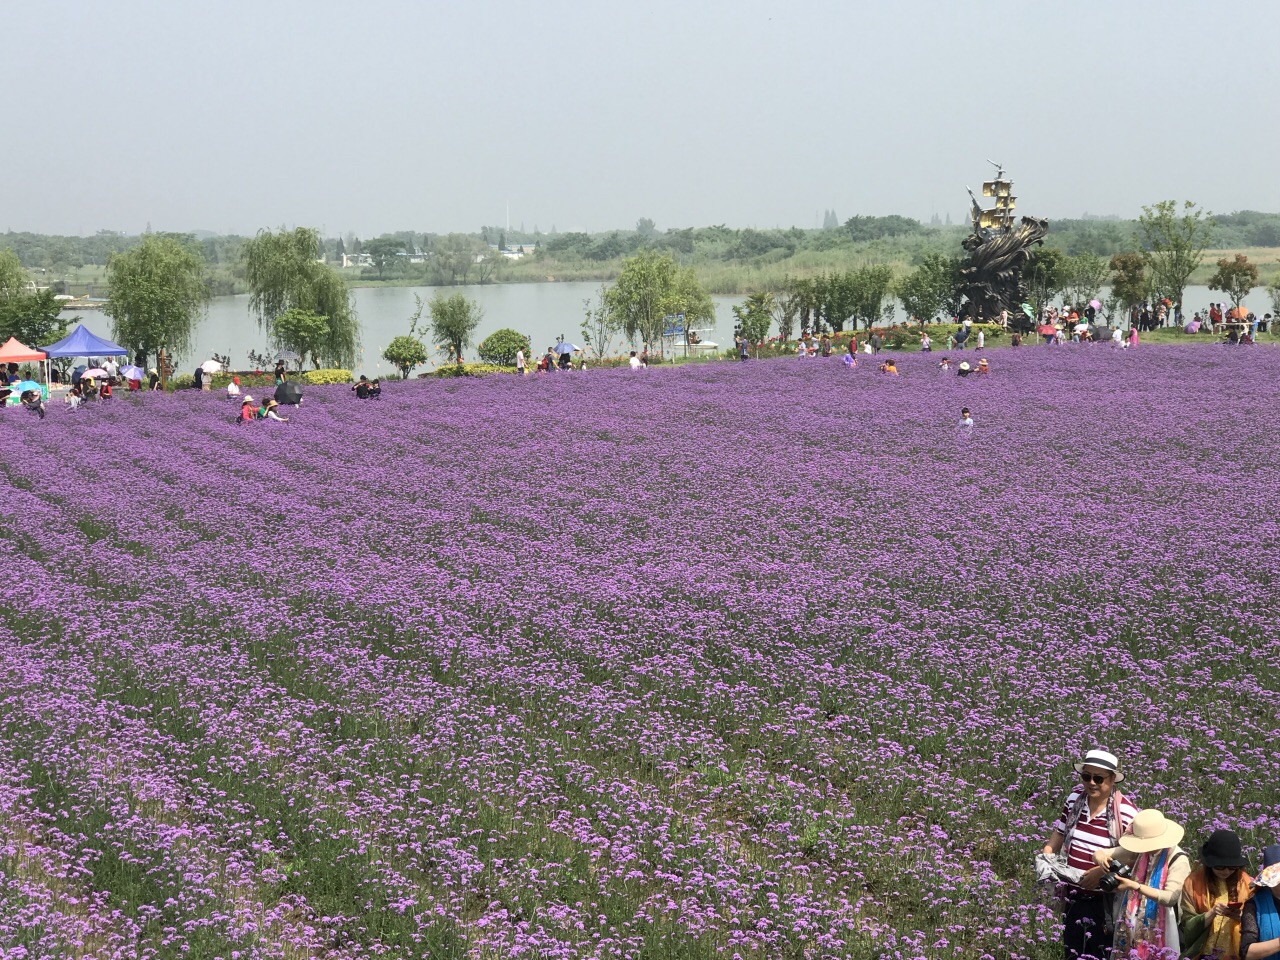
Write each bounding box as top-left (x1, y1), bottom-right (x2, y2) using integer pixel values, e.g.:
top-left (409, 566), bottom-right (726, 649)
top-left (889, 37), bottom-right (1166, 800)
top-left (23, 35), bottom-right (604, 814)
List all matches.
top-left (299, 368), bottom-right (353, 385)
top-left (0, 345), bottom-right (1276, 959)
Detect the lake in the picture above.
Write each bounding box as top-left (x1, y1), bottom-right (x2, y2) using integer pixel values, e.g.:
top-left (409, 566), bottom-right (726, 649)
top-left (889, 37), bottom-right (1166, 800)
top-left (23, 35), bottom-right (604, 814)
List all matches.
top-left (155, 283), bottom-right (744, 374)
top-left (61, 282), bottom-right (1277, 372)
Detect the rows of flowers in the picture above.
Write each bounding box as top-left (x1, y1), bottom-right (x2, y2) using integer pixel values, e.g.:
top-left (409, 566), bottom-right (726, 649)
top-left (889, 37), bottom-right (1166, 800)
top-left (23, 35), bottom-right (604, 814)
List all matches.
top-left (0, 345), bottom-right (1277, 959)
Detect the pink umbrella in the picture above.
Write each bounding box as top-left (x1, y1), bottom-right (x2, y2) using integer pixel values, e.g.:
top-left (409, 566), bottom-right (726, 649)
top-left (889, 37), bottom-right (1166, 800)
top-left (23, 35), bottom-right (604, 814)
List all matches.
top-left (1089, 299), bottom-right (1101, 311)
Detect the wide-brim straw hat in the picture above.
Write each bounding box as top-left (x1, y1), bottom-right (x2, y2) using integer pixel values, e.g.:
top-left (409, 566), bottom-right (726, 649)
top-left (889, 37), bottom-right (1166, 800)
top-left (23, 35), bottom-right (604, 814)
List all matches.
top-left (1074, 749), bottom-right (1125, 782)
top-left (1120, 809), bottom-right (1184, 853)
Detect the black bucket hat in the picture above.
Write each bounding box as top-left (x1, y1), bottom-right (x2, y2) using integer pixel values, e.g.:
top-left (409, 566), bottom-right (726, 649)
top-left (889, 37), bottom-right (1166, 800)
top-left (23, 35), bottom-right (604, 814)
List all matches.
top-left (1200, 829), bottom-right (1249, 869)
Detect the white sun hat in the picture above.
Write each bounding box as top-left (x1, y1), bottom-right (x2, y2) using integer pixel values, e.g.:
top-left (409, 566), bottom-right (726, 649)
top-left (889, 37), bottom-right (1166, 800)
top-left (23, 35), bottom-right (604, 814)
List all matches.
top-left (1074, 748), bottom-right (1124, 782)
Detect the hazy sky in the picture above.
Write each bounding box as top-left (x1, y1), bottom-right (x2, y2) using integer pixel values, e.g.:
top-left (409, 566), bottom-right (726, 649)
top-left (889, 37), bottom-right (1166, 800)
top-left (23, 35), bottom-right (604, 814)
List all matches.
top-left (7, 0), bottom-right (1279, 237)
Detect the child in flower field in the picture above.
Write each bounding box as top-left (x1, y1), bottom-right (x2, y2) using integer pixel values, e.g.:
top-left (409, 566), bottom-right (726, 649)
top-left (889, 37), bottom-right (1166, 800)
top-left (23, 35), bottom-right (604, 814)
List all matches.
top-left (958, 408), bottom-right (973, 431)
top-left (879, 359), bottom-right (898, 375)
top-left (938, 356), bottom-right (952, 371)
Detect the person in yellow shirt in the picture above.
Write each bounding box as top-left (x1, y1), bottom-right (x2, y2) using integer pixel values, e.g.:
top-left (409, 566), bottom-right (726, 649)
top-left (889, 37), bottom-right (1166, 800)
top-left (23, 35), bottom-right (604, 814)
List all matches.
top-left (1180, 829), bottom-right (1252, 960)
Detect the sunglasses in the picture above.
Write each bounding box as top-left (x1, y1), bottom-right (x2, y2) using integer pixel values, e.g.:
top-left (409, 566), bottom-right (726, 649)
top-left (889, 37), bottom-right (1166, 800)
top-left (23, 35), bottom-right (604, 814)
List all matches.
top-left (1080, 772), bottom-right (1112, 785)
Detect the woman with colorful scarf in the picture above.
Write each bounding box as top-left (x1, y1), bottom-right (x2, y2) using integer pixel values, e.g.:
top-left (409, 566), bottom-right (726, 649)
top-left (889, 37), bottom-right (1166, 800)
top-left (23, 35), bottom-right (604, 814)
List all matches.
top-left (1240, 844), bottom-right (1280, 959)
top-left (1181, 829), bottom-right (1253, 960)
top-left (1094, 808), bottom-right (1190, 957)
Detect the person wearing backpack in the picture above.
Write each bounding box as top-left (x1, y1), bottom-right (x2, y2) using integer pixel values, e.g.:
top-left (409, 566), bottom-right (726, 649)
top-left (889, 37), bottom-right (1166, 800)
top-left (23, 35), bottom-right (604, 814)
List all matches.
top-left (1093, 808), bottom-right (1190, 956)
top-left (1041, 749), bottom-right (1138, 960)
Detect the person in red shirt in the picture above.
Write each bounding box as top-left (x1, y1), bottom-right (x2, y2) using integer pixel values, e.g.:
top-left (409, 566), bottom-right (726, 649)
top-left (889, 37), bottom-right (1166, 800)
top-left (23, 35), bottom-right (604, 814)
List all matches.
top-left (237, 396), bottom-right (255, 423)
top-left (1042, 749), bottom-right (1139, 960)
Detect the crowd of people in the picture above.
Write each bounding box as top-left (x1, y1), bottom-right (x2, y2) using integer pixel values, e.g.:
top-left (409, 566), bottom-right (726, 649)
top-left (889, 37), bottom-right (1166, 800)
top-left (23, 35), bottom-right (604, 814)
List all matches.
top-left (1039, 748), bottom-right (1280, 960)
top-left (4, 357), bottom-right (166, 417)
top-left (515, 344), bottom-right (591, 374)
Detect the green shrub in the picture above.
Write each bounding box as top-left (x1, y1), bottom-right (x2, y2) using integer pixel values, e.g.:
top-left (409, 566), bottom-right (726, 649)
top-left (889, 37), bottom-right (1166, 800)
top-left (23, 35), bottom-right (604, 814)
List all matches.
top-left (477, 328), bottom-right (531, 366)
top-left (300, 368), bottom-right (352, 385)
top-left (167, 373), bottom-right (195, 391)
top-left (430, 363), bottom-right (511, 378)
top-left (382, 336), bottom-right (428, 379)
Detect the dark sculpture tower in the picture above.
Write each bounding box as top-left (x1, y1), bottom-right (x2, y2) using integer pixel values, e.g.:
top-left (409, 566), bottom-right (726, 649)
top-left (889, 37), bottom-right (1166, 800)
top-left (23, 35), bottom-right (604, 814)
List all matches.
top-left (957, 163), bottom-right (1048, 326)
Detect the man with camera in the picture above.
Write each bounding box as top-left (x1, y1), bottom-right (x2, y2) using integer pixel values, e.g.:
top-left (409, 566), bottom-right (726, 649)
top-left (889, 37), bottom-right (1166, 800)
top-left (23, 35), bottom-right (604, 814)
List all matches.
top-left (1042, 749), bottom-right (1139, 959)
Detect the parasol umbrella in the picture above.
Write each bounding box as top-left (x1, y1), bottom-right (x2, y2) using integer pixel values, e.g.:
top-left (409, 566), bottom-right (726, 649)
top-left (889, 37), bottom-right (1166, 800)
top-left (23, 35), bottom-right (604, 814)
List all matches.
top-left (1089, 299), bottom-right (1102, 311)
top-left (200, 359), bottom-right (223, 374)
top-left (1021, 303), bottom-right (1034, 317)
top-left (82, 367), bottom-right (108, 379)
top-left (12, 380), bottom-right (41, 393)
top-left (275, 382), bottom-right (303, 406)
top-left (1227, 306), bottom-right (1248, 320)
top-left (552, 342), bottom-right (579, 355)
top-left (1037, 324), bottom-right (1056, 336)
top-left (120, 365), bottom-right (145, 381)
top-left (274, 350), bottom-right (301, 362)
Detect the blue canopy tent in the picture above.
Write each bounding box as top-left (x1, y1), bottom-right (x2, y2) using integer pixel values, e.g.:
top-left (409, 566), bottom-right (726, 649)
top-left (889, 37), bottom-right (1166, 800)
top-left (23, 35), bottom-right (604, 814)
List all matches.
top-left (41, 324), bottom-right (129, 359)
top-left (41, 325), bottom-right (129, 389)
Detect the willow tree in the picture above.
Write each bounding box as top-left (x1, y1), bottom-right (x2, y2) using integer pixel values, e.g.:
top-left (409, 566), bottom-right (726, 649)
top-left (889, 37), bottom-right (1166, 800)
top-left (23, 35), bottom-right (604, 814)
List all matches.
top-left (104, 234), bottom-right (209, 368)
top-left (605, 250), bottom-right (713, 355)
top-left (243, 227), bottom-right (359, 367)
top-left (0, 249), bottom-right (28, 299)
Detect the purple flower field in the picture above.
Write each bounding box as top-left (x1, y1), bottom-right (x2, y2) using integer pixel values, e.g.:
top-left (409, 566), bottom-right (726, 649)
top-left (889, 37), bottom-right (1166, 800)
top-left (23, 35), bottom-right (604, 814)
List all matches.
top-left (1, 346), bottom-right (1278, 960)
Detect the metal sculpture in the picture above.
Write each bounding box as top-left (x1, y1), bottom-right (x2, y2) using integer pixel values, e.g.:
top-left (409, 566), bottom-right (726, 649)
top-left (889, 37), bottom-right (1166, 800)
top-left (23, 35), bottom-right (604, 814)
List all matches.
top-left (957, 162), bottom-right (1048, 325)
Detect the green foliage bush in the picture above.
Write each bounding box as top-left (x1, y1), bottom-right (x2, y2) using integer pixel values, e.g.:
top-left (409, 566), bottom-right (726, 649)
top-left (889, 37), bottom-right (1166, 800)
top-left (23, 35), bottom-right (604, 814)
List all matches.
top-left (887, 328), bottom-right (912, 350)
top-left (382, 335), bottom-right (428, 379)
top-left (300, 368), bottom-right (352, 385)
top-left (167, 373), bottom-right (195, 391)
top-left (477, 328), bottom-right (531, 366)
top-left (430, 363), bottom-right (511, 378)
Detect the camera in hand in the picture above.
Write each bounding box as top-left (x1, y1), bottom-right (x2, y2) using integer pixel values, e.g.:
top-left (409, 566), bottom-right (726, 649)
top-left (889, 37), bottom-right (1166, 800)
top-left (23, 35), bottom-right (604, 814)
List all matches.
top-left (1098, 859), bottom-right (1133, 892)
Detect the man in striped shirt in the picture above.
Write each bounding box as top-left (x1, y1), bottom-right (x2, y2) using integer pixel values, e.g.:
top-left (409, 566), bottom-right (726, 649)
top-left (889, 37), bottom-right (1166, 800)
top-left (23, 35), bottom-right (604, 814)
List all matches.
top-left (1042, 749), bottom-right (1138, 960)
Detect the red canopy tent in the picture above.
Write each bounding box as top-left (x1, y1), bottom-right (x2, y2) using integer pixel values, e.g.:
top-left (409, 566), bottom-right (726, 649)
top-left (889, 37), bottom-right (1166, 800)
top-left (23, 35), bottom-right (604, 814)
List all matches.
top-left (0, 337), bottom-right (51, 401)
top-left (0, 337), bottom-right (47, 363)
